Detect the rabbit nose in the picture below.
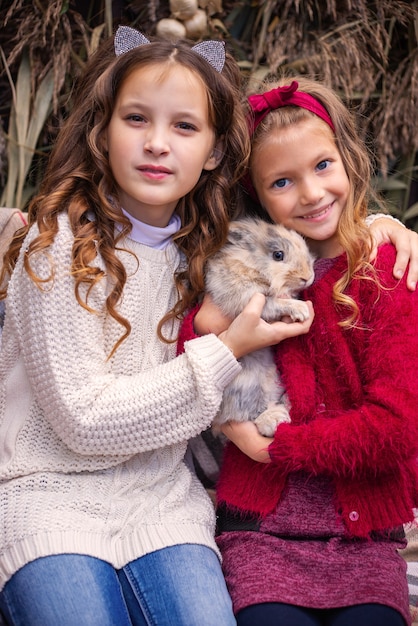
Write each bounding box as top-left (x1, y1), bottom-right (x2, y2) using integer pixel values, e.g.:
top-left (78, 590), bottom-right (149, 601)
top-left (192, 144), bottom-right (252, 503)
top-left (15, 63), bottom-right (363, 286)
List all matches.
top-left (304, 273), bottom-right (315, 288)
top-left (299, 273), bottom-right (314, 288)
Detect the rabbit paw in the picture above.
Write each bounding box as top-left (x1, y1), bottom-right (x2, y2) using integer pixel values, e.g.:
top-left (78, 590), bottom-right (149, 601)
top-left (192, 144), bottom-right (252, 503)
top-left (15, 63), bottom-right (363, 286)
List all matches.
top-left (286, 299), bottom-right (311, 322)
top-left (255, 403), bottom-right (291, 437)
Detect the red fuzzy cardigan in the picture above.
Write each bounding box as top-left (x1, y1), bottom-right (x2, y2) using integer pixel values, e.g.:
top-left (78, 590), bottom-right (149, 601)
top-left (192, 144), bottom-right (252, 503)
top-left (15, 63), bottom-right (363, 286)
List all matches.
top-left (178, 245), bottom-right (418, 538)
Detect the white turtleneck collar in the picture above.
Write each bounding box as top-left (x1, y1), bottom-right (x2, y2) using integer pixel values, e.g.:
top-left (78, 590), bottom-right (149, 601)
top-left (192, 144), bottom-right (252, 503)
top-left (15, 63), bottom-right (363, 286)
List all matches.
top-left (120, 208), bottom-right (181, 250)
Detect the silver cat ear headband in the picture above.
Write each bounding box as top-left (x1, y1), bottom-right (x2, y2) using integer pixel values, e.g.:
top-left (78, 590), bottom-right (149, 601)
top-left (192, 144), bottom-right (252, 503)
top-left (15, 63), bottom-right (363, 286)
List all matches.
top-left (114, 25), bottom-right (226, 73)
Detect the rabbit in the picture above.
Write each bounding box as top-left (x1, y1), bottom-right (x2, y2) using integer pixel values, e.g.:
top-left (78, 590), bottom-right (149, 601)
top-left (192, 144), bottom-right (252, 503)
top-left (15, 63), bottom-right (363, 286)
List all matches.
top-left (205, 217), bottom-right (315, 437)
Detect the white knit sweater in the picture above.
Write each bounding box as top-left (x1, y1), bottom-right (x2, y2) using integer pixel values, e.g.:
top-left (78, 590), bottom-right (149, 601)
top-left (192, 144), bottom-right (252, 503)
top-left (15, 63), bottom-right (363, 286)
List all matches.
top-left (0, 213), bottom-right (241, 590)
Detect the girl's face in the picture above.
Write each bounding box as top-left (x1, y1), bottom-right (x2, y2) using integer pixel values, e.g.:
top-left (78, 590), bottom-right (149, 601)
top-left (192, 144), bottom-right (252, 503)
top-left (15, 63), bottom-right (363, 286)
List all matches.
top-left (104, 63), bottom-right (222, 226)
top-left (251, 118), bottom-right (350, 258)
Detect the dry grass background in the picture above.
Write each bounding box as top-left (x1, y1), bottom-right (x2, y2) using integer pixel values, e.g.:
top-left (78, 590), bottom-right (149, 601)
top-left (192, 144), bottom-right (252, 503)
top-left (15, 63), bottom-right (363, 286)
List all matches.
top-left (0, 0), bottom-right (417, 224)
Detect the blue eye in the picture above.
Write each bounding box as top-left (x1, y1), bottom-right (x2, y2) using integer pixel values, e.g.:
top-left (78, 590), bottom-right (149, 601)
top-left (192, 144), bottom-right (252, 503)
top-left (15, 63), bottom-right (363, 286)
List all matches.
top-left (273, 178), bottom-right (289, 189)
top-left (317, 160), bottom-right (330, 171)
top-left (272, 250), bottom-right (284, 261)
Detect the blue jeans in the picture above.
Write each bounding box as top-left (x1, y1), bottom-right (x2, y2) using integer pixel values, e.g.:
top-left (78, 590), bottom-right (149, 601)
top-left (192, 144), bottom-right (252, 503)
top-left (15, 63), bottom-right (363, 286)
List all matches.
top-left (0, 545), bottom-right (236, 626)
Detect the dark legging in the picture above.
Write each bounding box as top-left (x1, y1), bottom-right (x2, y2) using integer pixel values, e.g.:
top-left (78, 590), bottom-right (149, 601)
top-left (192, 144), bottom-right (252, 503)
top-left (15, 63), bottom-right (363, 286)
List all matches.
top-left (236, 602), bottom-right (405, 626)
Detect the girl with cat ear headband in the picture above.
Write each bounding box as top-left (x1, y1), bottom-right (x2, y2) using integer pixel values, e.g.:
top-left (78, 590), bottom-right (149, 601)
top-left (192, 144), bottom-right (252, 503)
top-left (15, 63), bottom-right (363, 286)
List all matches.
top-left (0, 25), bottom-right (305, 626)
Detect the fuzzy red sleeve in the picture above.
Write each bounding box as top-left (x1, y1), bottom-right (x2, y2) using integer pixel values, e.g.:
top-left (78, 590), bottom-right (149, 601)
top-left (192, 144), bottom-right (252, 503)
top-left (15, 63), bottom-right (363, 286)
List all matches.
top-left (176, 304), bottom-right (201, 356)
top-left (268, 245), bottom-right (418, 479)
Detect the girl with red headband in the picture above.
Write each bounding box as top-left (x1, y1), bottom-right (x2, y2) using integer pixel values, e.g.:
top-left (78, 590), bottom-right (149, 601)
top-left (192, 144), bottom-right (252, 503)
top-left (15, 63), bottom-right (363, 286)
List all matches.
top-left (182, 76), bottom-right (418, 625)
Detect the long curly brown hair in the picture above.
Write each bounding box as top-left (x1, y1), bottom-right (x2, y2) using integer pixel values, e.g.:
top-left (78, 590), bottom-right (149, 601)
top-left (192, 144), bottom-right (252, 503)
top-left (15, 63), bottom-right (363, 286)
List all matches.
top-left (0, 32), bottom-right (250, 355)
top-left (245, 75), bottom-right (383, 327)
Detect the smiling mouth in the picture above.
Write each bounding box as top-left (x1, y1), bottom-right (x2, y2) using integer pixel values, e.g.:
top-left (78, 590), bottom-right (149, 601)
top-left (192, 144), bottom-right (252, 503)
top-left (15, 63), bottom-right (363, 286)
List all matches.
top-left (301, 203), bottom-right (332, 219)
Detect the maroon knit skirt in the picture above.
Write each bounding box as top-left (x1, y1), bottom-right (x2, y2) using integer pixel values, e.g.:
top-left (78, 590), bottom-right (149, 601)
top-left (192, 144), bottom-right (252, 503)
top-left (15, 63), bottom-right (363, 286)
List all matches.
top-left (216, 473), bottom-right (410, 625)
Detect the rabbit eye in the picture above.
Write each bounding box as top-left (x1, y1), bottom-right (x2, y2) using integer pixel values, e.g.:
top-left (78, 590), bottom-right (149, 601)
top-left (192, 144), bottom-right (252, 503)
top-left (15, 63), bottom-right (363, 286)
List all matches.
top-left (272, 250), bottom-right (285, 261)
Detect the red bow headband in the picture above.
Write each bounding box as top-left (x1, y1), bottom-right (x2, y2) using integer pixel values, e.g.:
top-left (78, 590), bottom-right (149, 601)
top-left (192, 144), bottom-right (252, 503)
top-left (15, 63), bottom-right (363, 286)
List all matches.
top-left (247, 80), bottom-right (335, 135)
top-left (242, 81), bottom-right (335, 201)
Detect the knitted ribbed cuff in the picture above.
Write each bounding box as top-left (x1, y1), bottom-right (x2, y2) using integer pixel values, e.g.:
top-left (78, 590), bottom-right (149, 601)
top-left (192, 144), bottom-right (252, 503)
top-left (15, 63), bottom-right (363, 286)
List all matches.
top-left (185, 333), bottom-right (241, 391)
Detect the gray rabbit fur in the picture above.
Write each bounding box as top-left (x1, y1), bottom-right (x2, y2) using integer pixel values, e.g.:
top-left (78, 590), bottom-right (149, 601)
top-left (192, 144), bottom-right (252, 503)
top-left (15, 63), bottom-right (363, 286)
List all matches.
top-left (205, 217), bottom-right (315, 437)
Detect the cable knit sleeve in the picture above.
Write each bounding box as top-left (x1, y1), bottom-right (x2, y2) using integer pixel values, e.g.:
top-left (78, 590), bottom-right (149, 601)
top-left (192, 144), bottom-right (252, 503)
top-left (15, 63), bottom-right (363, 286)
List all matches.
top-left (4, 217), bottom-right (240, 457)
top-left (268, 245), bottom-right (418, 478)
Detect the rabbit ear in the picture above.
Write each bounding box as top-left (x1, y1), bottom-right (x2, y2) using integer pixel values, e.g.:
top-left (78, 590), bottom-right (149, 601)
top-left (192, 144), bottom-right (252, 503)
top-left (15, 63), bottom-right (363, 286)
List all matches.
top-left (227, 220), bottom-right (247, 243)
top-left (229, 218), bottom-right (261, 236)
